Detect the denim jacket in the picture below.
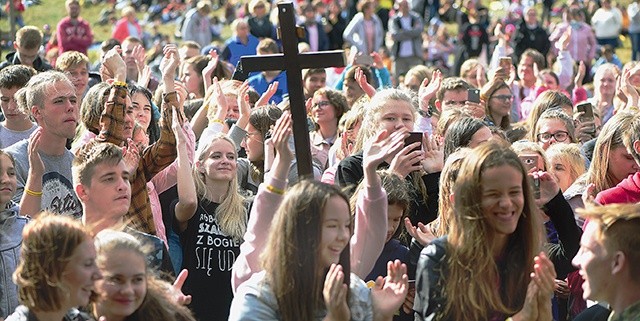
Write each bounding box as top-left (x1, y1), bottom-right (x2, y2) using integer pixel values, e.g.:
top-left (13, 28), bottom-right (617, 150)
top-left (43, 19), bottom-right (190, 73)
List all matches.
top-left (0, 202), bottom-right (26, 318)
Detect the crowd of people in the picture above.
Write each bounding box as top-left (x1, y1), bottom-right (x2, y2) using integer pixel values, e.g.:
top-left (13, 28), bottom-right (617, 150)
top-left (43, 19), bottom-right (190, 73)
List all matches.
top-left (0, 0), bottom-right (639, 320)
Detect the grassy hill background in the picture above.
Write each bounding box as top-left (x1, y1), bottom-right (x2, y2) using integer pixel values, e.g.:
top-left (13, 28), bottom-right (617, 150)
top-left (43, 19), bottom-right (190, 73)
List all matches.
top-left (0, 0), bottom-right (635, 64)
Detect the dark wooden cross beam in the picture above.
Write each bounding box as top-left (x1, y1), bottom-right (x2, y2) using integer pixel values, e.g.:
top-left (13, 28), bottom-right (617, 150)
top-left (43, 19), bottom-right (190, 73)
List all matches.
top-left (237, 2), bottom-right (346, 178)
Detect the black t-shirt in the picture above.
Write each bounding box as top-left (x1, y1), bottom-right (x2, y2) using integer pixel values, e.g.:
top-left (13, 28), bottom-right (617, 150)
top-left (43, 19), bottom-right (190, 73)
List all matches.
top-left (177, 200), bottom-right (242, 321)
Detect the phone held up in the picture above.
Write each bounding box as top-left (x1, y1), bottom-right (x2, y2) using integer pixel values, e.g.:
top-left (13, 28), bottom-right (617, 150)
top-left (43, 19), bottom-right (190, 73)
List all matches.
top-left (519, 154), bottom-right (541, 199)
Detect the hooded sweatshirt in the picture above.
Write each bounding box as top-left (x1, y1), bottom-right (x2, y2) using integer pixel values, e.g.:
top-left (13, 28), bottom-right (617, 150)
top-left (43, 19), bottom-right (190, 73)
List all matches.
top-left (595, 172), bottom-right (640, 205)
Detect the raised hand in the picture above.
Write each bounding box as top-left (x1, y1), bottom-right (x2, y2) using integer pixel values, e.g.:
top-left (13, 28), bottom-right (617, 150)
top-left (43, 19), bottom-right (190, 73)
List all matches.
top-left (573, 113), bottom-right (597, 143)
top-left (418, 70), bottom-right (442, 112)
top-left (272, 110), bottom-right (294, 164)
top-left (174, 81), bottom-right (189, 116)
top-left (582, 182), bottom-right (597, 206)
top-left (371, 52), bottom-right (384, 70)
top-left (389, 143), bottom-right (423, 178)
top-left (557, 27), bottom-right (572, 51)
top-left (574, 61), bottom-right (586, 88)
top-left (323, 264), bottom-right (350, 321)
top-left (171, 108), bottom-right (186, 145)
top-left (202, 49), bottom-right (219, 91)
top-left (363, 129), bottom-right (406, 171)
top-left (532, 252), bottom-right (556, 321)
top-left (506, 65), bottom-right (517, 87)
top-left (515, 279), bottom-right (540, 321)
top-left (28, 128), bottom-right (44, 176)
top-left (421, 132), bottom-right (444, 174)
top-left (137, 65), bottom-right (151, 88)
top-left (170, 269), bottom-right (193, 306)
top-left (132, 44), bottom-right (146, 74)
top-left (160, 44), bottom-right (180, 85)
top-left (476, 65), bottom-right (486, 87)
top-left (620, 66), bottom-right (640, 110)
top-left (208, 77), bottom-right (229, 123)
top-left (237, 81), bottom-right (251, 122)
top-left (102, 45), bottom-right (126, 82)
top-left (122, 138), bottom-right (140, 175)
top-left (255, 81), bottom-right (279, 107)
top-left (404, 217), bottom-right (437, 246)
top-left (371, 260), bottom-right (409, 318)
top-left (533, 171), bottom-right (560, 207)
top-left (355, 67), bottom-right (377, 98)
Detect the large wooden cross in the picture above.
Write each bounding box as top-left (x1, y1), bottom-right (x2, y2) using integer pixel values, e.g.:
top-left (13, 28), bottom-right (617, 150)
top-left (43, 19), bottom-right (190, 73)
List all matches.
top-left (236, 2), bottom-right (346, 179)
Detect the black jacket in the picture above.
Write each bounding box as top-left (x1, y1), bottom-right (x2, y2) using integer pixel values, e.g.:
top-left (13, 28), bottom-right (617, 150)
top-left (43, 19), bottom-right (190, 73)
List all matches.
top-left (0, 52), bottom-right (53, 72)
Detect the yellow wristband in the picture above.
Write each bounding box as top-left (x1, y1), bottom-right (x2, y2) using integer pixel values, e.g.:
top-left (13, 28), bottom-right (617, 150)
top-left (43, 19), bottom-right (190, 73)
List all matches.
top-left (25, 188), bottom-right (43, 197)
top-left (211, 119), bottom-right (224, 125)
top-left (505, 317), bottom-right (514, 321)
top-left (113, 81), bottom-right (127, 88)
top-left (265, 184), bottom-right (285, 195)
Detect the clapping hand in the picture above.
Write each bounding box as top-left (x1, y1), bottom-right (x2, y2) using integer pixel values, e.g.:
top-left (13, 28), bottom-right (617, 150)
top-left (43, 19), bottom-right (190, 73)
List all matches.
top-left (371, 260), bottom-right (409, 319)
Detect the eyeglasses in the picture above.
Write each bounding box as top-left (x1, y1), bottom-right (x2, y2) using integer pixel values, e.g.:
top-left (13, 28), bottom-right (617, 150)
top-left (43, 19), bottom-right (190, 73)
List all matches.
top-left (491, 95), bottom-right (513, 102)
top-left (243, 131), bottom-right (261, 142)
top-left (313, 101), bottom-right (332, 109)
top-left (537, 131), bottom-right (569, 143)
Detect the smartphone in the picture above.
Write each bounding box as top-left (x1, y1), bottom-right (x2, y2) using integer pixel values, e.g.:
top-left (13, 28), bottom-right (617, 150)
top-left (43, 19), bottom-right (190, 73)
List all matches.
top-left (519, 154), bottom-right (539, 172)
top-left (404, 132), bottom-right (423, 153)
top-left (468, 89), bottom-right (481, 103)
top-left (519, 154), bottom-right (541, 199)
top-left (404, 132), bottom-right (423, 167)
top-left (576, 102), bottom-right (596, 135)
top-left (576, 102), bottom-right (594, 121)
top-left (354, 53), bottom-right (374, 66)
top-left (499, 57), bottom-right (512, 70)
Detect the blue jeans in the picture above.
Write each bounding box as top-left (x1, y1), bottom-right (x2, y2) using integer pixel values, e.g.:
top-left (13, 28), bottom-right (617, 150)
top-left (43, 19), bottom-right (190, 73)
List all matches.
top-left (630, 32), bottom-right (640, 60)
top-left (167, 228), bottom-right (183, 275)
top-left (596, 37), bottom-right (620, 48)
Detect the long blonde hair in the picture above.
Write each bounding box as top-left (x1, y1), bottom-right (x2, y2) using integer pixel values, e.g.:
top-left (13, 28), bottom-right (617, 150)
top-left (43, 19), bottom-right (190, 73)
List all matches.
top-left (585, 111), bottom-right (635, 194)
top-left (193, 134), bottom-right (247, 241)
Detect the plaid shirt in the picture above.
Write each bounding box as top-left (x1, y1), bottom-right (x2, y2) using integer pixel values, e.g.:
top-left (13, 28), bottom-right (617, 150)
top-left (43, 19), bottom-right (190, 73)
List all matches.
top-left (94, 86), bottom-right (177, 235)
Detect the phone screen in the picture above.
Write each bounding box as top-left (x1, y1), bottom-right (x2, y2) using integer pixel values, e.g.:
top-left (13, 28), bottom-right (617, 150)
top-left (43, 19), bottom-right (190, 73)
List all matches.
top-left (499, 57), bottom-right (512, 70)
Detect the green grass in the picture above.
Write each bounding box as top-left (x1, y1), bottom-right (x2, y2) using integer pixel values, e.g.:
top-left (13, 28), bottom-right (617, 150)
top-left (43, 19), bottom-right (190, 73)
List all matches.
top-left (0, 0), bottom-right (635, 64)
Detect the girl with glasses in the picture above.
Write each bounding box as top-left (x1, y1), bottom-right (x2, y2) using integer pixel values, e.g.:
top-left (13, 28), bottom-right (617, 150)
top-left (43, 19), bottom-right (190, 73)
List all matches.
top-left (481, 79), bottom-right (513, 130)
top-left (531, 109), bottom-right (576, 150)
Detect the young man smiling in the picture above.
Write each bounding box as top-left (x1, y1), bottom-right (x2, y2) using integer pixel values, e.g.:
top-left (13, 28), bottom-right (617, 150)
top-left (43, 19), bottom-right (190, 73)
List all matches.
top-left (572, 203), bottom-right (640, 321)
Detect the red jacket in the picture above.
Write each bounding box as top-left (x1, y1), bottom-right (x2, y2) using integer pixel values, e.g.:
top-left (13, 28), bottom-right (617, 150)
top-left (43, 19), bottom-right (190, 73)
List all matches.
top-left (56, 17), bottom-right (93, 54)
top-left (595, 171), bottom-right (640, 205)
top-left (112, 17), bottom-right (142, 43)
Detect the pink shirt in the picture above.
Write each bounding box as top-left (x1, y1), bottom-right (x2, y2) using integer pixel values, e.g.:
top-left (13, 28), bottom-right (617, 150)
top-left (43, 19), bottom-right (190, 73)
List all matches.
top-left (231, 174), bottom-right (388, 293)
